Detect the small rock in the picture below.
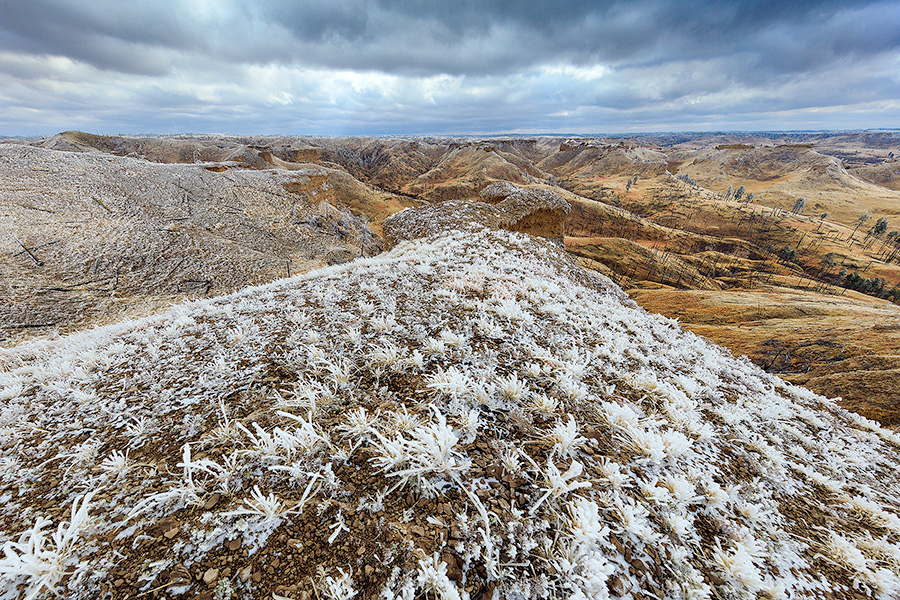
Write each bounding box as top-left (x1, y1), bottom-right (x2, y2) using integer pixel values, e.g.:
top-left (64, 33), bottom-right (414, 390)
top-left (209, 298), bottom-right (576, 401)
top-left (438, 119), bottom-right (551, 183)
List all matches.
top-left (203, 493), bottom-right (221, 510)
top-left (442, 552), bottom-right (462, 581)
top-left (163, 527), bottom-right (179, 540)
top-left (409, 525), bottom-right (426, 537)
top-left (227, 538), bottom-right (242, 551)
top-left (607, 575), bottom-right (630, 596)
top-left (481, 581), bottom-right (497, 600)
top-left (252, 571), bottom-right (262, 583)
top-left (239, 566), bottom-right (252, 582)
top-left (171, 566), bottom-right (191, 584)
top-left (365, 565), bottom-right (375, 578)
top-left (202, 568), bottom-right (219, 584)
top-left (113, 579), bottom-right (124, 588)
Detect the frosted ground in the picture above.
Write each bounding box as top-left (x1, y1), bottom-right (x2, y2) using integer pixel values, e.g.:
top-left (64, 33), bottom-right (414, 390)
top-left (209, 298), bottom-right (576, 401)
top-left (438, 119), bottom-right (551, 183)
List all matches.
top-left (1, 197), bottom-right (899, 599)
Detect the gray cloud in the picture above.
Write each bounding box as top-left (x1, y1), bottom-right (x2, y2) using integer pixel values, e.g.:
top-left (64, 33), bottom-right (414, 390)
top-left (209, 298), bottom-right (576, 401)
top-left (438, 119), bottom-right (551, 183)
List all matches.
top-left (2, 0), bottom-right (896, 76)
top-left (0, 0), bottom-right (897, 135)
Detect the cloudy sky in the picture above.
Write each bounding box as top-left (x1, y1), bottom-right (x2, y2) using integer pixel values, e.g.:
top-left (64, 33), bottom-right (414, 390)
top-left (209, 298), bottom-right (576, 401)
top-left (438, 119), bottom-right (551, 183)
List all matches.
top-left (1, 0), bottom-right (898, 136)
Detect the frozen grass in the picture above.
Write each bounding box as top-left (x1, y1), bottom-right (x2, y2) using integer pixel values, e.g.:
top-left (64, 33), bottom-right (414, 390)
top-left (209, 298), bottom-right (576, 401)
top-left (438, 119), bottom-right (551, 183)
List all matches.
top-left (0, 491), bottom-right (96, 600)
top-left (0, 199), bottom-right (899, 599)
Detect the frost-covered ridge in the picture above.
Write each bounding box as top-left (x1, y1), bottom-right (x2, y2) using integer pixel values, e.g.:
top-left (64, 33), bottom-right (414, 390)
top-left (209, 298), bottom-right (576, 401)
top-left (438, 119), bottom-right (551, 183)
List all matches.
top-left (1, 219), bottom-right (900, 599)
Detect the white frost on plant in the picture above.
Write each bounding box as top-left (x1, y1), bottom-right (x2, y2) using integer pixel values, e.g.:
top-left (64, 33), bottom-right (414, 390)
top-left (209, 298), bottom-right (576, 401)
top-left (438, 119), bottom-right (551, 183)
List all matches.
top-left (0, 491), bottom-right (96, 600)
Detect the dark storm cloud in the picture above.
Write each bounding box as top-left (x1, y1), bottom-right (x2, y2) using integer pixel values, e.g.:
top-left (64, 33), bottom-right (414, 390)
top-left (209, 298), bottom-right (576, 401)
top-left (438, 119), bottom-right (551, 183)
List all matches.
top-left (0, 0), bottom-right (898, 135)
top-left (0, 0), bottom-right (192, 75)
top-left (260, 0), bottom-right (900, 76)
top-left (2, 0), bottom-right (896, 77)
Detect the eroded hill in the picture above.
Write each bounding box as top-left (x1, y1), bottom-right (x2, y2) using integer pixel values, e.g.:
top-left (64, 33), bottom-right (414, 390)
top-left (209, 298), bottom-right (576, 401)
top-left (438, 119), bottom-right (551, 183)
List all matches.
top-left (4, 131), bottom-right (900, 428)
top-left (1, 198), bottom-right (900, 599)
top-left (0, 142), bottom-right (417, 345)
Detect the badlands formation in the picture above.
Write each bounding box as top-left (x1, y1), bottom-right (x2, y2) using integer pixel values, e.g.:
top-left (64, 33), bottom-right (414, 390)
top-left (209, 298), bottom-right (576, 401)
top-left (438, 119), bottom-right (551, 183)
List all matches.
top-left (5, 131), bottom-right (900, 425)
top-left (1, 189), bottom-right (900, 599)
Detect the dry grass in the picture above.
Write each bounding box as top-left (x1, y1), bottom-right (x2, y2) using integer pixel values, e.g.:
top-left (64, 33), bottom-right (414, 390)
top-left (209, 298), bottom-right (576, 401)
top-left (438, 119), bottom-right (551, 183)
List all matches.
top-left (630, 285), bottom-right (900, 425)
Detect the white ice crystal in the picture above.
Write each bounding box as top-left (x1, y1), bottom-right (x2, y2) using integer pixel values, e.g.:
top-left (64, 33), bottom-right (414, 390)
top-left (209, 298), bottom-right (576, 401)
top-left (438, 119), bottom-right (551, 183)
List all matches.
top-left (0, 491), bottom-right (96, 600)
top-left (544, 414), bottom-right (587, 458)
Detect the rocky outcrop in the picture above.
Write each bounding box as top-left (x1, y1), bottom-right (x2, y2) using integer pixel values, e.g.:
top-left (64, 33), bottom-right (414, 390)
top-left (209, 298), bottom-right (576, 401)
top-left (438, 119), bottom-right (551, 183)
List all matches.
top-left (478, 181), bottom-right (521, 203)
top-left (383, 183), bottom-right (570, 246)
top-left (495, 187), bottom-right (571, 241)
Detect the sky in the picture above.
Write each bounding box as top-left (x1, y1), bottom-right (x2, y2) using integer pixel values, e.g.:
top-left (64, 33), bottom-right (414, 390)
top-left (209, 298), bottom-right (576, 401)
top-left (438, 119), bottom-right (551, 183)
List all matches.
top-left (0, 0), bottom-right (898, 136)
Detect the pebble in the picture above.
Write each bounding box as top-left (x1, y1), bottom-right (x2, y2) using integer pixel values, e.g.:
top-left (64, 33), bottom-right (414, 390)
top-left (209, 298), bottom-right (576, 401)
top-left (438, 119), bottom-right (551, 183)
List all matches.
top-left (163, 527), bottom-right (179, 539)
top-left (202, 568), bottom-right (218, 584)
top-left (442, 552), bottom-right (462, 581)
top-left (607, 575), bottom-right (627, 596)
top-left (365, 565), bottom-right (375, 578)
top-left (203, 493), bottom-right (221, 510)
top-left (239, 566), bottom-right (252, 582)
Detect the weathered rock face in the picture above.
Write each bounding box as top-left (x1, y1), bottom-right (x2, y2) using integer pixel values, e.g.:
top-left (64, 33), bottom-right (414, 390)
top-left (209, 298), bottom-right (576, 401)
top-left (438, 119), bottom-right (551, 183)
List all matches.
top-left (492, 186), bottom-right (571, 241)
top-left (478, 181), bottom-right (522, 203)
